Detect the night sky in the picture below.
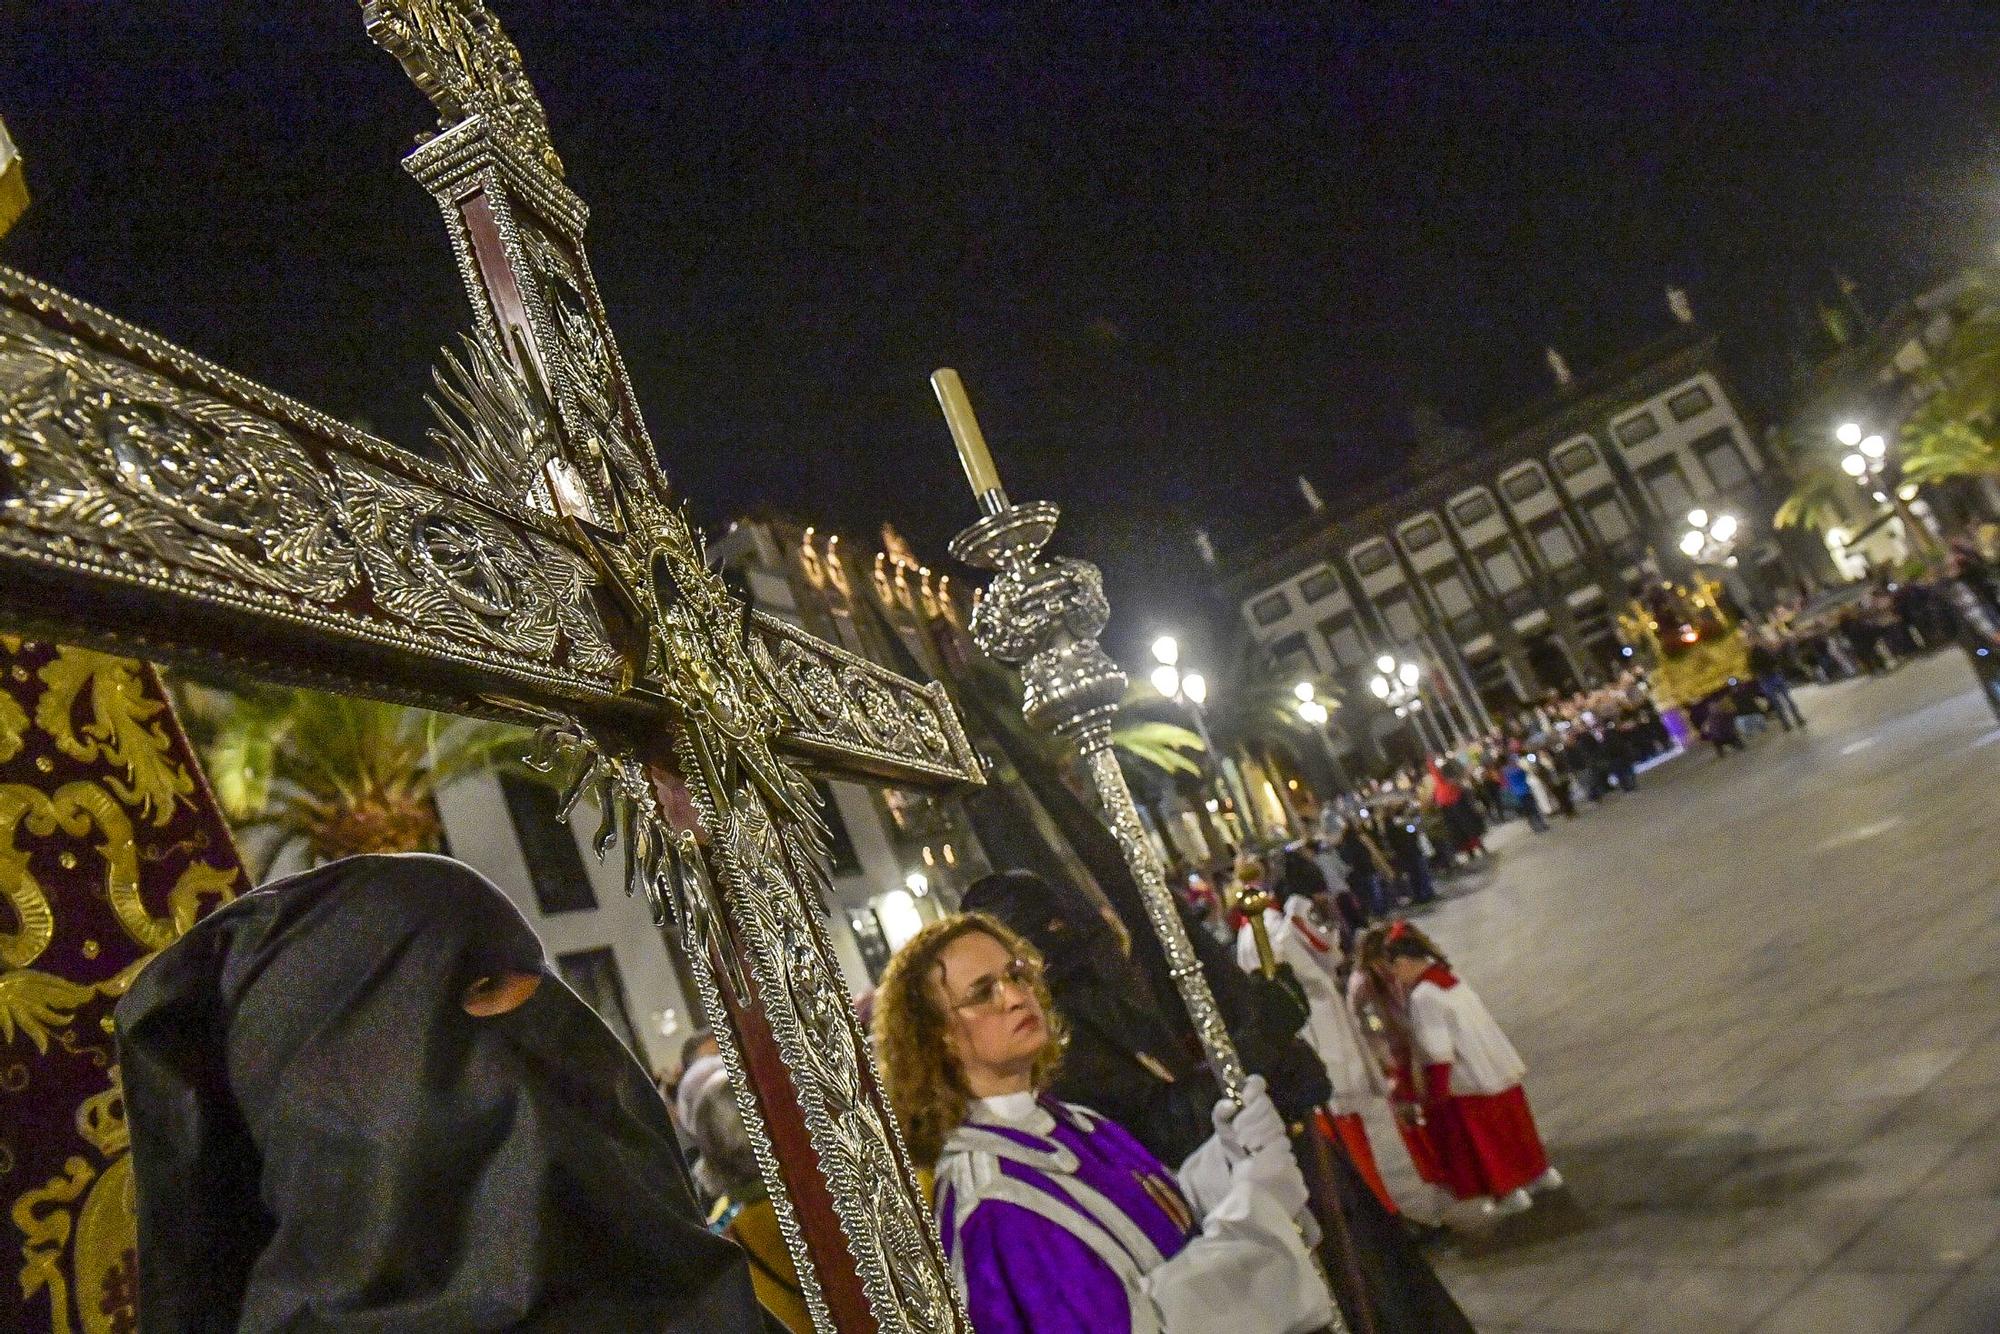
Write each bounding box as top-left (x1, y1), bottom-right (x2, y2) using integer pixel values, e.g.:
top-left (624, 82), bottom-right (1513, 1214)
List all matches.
top-left (8, 3), bottom-right (2000, 668)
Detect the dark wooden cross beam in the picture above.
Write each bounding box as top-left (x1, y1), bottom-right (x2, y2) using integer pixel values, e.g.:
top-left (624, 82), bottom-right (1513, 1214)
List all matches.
top-left (0, 4), bottom-right (976, 1331)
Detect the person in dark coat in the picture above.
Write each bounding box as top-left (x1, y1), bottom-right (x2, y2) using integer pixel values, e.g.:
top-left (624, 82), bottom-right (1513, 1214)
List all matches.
top-left (1338, 815), bottom-right (1391, 920)
top-left (1378, 801), bottom-right (1437, 906)
top-left (1940, 553), bottom-right (2000, 723)
top-left (116, 853), bottom-right (777, 1333)
top-left (1747, 631), bottom-right (1806, 731)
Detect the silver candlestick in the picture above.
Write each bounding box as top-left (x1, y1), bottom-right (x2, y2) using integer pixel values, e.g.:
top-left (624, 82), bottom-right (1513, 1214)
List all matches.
top-left (949, 497), bottom-right (1248, 1096)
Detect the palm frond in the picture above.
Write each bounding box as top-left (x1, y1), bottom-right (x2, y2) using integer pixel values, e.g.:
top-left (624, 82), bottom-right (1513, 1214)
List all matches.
top-left (1902, 416), bottom-right (2000, 485)
top-left (1110, 720), bottom-right (1206, 776)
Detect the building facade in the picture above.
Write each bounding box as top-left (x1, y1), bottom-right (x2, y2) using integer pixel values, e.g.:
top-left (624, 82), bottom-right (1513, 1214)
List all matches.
top-left (1224, 316), bottom-right (1792, 772)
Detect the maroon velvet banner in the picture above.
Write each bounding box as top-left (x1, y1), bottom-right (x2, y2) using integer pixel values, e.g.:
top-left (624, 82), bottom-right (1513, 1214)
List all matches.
top-left (1, 637), bottom-right (247, 1334)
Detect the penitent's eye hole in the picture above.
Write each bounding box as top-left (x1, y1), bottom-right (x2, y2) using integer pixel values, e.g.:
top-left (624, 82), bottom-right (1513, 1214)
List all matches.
top-left (463, 971), bottom-right (542, 1017)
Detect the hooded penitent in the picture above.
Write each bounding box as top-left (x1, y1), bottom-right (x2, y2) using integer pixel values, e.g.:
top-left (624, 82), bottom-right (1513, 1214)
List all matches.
top-left (115, 852), bottom-right (772, 1332)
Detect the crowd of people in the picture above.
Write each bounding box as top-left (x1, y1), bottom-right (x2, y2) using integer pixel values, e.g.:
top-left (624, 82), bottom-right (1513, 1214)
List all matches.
top-left (642, 536), bottom-right (2000, 1331)
top-left (1157, 671), bottom-right (1681, 953)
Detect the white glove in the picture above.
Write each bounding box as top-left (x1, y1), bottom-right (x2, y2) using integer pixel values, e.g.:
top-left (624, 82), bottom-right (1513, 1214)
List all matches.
top-left (1211, 1074), bottom-right (1288, 1161)
top-left (1231, 1139), bottom-right (1312, 1219)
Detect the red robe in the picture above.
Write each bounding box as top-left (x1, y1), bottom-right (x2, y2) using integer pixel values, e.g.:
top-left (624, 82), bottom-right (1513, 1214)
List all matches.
top-left (1414, 965), bottom-right (1549, 1200)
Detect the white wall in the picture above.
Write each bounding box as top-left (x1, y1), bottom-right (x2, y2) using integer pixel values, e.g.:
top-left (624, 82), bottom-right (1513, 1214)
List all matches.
top-left (436, 772), bottom-right (697, 1077)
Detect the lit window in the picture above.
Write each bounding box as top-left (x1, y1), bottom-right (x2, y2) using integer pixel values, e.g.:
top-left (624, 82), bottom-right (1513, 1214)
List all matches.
top-left (1251, 590), bottom-right (1291, 626)
top-left (1695, 428), bottom-right (1751, 489)
top-left (1481, 547), bottom-right (1526, 595)
top-left (1553, 440), bottom-right (1597, 477)
top-left (1501, 468), bottom-right (1547, 504)
top-left (1400, 517), bottom-right (1444, 552)
top-left (1450, 492), bottom-right (1497, 528)
top-left (1641, 458), bottom-right (1696, 516)
top-left (1667, 383), bottom-right (1715, 421)
top-left (1429, 573), bottom-right (1474, 618)
top-left (1351, 542), bottom-right (1395, 577)
top-left (1298, 567), bottom-right (1342, 604)
top-left (1615, 412), bottom-right (1661, 447)
top-left (1532, 519), bottom-right (1578, 568)
top-left (1588, 495), bottom-right (1632, 543)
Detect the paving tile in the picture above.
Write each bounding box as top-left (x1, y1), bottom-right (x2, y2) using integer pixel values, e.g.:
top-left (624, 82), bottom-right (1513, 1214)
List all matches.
top-left (1933, 1039), bottom-right (2000, 1092)
top-left (1903, 1268), bottom-right (2000, 1334)
top-left (1628, 1267), bottom-right (1807, 1334)
top-left (1835, 1195), bottom-right (2000, 1271)
top-left (1710, 1200), bottom-right (1889, 1268)
top-left (1427, 1265), bottom-right (1561, 1326)
top-left (1370, 661), bottom-right (2000, 1332)
top-left (1594, 1206), bottom-right (1754, 1267)
top-left (1528, 1265), bottom-right (1683, 1332)
top-left (1748, 1269), bottom-right (1955, 1334)
top-left (1915, 1135), bottom-right (2000, 1198)
top-left (1889, 1087), bottom-right (2000, 1146)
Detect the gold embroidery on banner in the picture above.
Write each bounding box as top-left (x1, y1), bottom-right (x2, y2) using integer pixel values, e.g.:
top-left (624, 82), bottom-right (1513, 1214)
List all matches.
top-left (12, 1076), bottom-right (137, 1334)
top-left (13, 1157), bottom-right (92, 1334)
top-left (33, 650), bottom-right (192, 826)
top-left (0, 688), bottom-right (26, 766)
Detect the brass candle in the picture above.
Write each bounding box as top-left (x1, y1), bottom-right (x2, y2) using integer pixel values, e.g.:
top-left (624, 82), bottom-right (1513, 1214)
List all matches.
top-left (930, 368), bottom-right (1005, 504)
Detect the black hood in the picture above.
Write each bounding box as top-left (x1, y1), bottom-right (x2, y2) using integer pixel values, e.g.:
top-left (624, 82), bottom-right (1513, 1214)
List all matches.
top-left (116, 852), bottom-right (768, 1332)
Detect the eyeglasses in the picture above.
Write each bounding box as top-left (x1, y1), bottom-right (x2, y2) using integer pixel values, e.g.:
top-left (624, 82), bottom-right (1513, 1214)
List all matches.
top-left (949, 956), bottom-right (1042, 1015)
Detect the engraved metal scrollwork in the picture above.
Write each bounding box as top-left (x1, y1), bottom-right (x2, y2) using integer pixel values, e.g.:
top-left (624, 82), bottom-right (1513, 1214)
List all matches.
top-left (746, 614), bottom-right (978, 784)
top-left (333, 455), bottom-right (619, 678)
top-left (556, 473), bottom-right (966, 1331)
top-left (0, 273), bottom-right (627, 704)
top-left (0, 305), bottom-right (359, 602)
top-left (361, 0), bottom-right (563, 176)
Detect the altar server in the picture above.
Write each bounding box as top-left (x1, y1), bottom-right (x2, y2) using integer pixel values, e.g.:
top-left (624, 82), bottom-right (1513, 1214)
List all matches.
top-left (1231, 859), bottom-right (1396, 1214)
top-left (1375, 921), bottom-right (1561, 1218)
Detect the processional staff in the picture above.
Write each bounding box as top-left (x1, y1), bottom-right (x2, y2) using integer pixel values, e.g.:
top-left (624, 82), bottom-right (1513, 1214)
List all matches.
top-left (933, 367), bottom-right (1249, 1095)
top-left (934, 370), bottom-right (1379, 1333)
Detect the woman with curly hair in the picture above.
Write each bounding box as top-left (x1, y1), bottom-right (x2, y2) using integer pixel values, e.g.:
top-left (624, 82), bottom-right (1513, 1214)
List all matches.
top-left (873, 912), bottom-right (1332, 1333)
top-left (1367, 921), bottom-right (1562, 1220)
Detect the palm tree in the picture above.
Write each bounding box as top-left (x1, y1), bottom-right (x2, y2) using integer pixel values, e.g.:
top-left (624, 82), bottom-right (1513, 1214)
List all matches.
top-left (1779, 267), bottom-right (2000, 549)
top-left (176, 682), bottom-right (538, 874)
top-left (1773, 445), bottom-right (1861, 536)
top-left (1126, 653), bottom-right (1341, 835)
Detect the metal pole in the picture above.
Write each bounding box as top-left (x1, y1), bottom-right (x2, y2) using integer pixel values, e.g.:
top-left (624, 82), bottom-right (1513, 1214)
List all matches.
top-left (1316, 725), bottom-right (1352, 792)
top-left (1191, 698), bottom-right (1260, 841)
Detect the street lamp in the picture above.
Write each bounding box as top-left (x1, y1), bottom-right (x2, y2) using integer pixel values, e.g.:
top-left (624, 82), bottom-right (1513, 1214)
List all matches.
top-left (1832, 420), bottom-right (1939, 566)
top-left (1290, 681), bottom-right (1348, 793)
top-left (1149, 634), bottom-right (1255, 833)
top-left (1681, 508), bottom-right (1742, 568)
top-left (1368, 655), bottom-right (1443, 754)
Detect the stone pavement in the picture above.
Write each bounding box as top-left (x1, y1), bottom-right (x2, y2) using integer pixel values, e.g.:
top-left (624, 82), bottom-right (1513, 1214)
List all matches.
top-left (1362, 650), bottom-right (2000, 1333)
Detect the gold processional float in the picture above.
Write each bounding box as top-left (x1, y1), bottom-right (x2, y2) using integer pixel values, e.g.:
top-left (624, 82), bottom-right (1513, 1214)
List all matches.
top-left (1616, 574), bottom-right (1752, 709)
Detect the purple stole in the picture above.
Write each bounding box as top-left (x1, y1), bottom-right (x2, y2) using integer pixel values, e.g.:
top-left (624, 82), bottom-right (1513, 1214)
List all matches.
top-left (933, 1098), bottom-right (1197, 1334)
